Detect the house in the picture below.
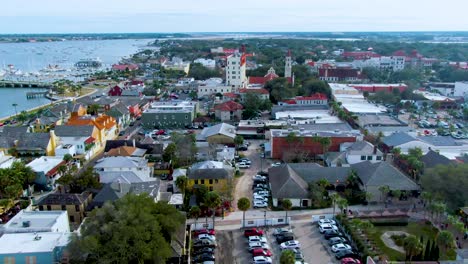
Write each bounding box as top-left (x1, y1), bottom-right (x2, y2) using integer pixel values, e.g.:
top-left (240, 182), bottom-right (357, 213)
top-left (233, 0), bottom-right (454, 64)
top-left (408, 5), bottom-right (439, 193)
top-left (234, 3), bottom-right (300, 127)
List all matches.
top-left (248, 67), bottom-right (280, 87)
top-left (104, 139), bottom-right (164, 159)
top-left (196, 123), bottom-right (237, 144)
top-left (37, 192), bottom-right (93, 226)
top-left (112, 63), bottom-right (139, 71)
top-left (187, 161), bottom-right (233, 192)
top-left (54, 125), bottom-right (99, 160)
top-left (238, 88), bottom-right (270, 102)
top-left (214, 101), bottom-right (243, 121)
top-left (141, 100), bottom-right (197, 129)
top-left (27, 156), bottom-right (66, 190)
top-left (106, 146), bottom-right (147, 157)
top-left (162, 57), bottom-right (191, 74)
top-left (196, 78), bottom-right (231, 98)
top-left (279, 93), bottom-right (328, 106)
top-left (0, 232), bottom-right (71, 264)
top-left (67, 113), bottom-right (118, 144)
top-left (94, 156), bottom-right (154, 184)
top-left (421, 150), bottom-right (454, 169)
top-left (326, 141), bottom-right (383, 167)
top-left (90, 180), bottom-right (160, 208)
top-left (30, 102), bottom-right (85, 132)
top-left (2, 210), bottom-right (70, 234)
top-left (0, 150), bottom-right (18, 169)
top-left (105, 102), bottom-right (131, 131)
top-left (108, 84), bottom-right (124, 96)
top-left (269, 164), bottom-right (310, 207)
top-left (0, 127), bottom-right (58, 157)
top-left (216, 146), bottom-right (235, 162)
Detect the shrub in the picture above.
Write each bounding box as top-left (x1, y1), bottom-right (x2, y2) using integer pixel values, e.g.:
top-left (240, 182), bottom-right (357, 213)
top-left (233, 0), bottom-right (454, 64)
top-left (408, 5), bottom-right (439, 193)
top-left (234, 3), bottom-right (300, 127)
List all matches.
top-left (391, 234), bottom-right (407, 246)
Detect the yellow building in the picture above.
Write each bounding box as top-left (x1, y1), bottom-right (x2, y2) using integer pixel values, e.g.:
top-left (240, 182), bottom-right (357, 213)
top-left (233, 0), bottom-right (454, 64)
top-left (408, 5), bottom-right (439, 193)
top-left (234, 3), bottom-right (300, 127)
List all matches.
top-left (187, 161), bottom-right (233, 193)
top-left (37, 192), bottom-right (92, 226)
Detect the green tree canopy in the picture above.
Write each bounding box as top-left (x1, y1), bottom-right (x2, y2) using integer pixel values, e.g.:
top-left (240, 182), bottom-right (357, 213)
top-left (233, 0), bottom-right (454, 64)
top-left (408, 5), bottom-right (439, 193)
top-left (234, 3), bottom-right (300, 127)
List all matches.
top-left (187, 63), bottom-right (221, 80)
top-left (237, 197), bottom-right (250, 228)
top-left (68, 193), bottom-right (185, 264)
top-left (0, 161), bottom-right (36, 199)
top-left (404, 235), bottom-right (423, 261)
top-left (280, 249), bottom-right (296, 264)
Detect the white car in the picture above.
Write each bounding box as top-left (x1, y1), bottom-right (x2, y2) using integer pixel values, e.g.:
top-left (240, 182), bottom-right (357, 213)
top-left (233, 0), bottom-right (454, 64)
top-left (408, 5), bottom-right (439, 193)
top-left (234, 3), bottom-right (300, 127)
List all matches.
top-left (239, 159), bottom-right (251, 165)
top-left (238, 162), bottom-right (250, 168)
top-left (248, 242), bottom-right (270, 251)
top-left (253, 195), bottom-right (267, 202)
top-left (248, 236), bottom-right (267, 243)
top-left (253, 200), bottom-right (268, 209)
top-left (254, 191), bottom-right (270, 197)
top-left (253, 175), bottom-right (267, 181)
top-left (317, 219), bottom-right (336, 226)
top-left (198, 234), bottom-right (216, 241)
top-left (271, 162), bottom-right (281, 167)
top-left (319, 224), bottom-right (338, 233)
top-left (280, 240), bottom-right (301, 250)
top-left (331, 243), bottom-right (352, 252)
top-left (253, 256), bottom-right (272, 264)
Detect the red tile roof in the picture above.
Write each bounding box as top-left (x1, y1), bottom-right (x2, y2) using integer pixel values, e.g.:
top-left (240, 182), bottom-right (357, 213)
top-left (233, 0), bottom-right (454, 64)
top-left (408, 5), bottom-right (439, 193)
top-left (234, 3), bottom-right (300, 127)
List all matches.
top-left (239, 88), bottom-right (269, 95)
top-left (84, 137), bottom-right (96, 144)
top-left (214, 101), bottom-right (244, 111)
top-left (223, 92), bottom-right (239, 99)
top-left (249, 76), bottom-right (268, 85)
top-left (112, 64), bottom-right (139, 71)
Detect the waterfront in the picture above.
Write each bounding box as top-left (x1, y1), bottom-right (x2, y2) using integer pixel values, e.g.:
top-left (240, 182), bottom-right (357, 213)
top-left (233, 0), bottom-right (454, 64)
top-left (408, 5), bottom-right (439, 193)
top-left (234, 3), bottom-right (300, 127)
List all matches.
top-left (0, 38), bottom-right (152, 118)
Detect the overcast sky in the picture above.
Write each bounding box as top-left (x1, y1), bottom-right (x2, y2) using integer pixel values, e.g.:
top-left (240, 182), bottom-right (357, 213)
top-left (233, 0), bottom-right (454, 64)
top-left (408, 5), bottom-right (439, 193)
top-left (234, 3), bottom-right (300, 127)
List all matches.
top-left (2, 0), bottom-right (467, 33)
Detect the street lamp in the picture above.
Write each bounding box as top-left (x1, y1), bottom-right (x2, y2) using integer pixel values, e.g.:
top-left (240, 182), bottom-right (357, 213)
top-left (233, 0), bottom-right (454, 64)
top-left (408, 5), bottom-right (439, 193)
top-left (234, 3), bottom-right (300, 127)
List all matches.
top-left (12, 103), bottom-right (18, 117)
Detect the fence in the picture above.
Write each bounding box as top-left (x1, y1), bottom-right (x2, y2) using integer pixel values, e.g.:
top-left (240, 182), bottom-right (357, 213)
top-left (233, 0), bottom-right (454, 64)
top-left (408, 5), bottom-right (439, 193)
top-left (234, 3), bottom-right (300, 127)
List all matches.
top-left (241, 217), bottom-right (291, 228)
top-left (311, 213), bottom-right (334, 223)
top-left (191, 222), bottom-right (213, 230)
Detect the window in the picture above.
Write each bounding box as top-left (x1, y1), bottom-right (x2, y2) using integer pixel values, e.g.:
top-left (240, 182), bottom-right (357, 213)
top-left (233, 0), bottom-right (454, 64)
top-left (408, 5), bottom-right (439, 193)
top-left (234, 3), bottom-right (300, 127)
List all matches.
top-left (185, 115), bottom-right (188, 119)
top-left (201, 180), bottom-right (205, 184)
top-left (4, 257), bottom-right (15, 264)
top-left (215, 179), bottom-right (219, 183)
top-left (209, 186), bottom-right (213, 191)
top-left (376, 156), bottom-right (382, 160)
top-left (46, 205), bottom-right (51, 211)
top-left (61, 205), bottom-right (66, 210)
top-left (367, 156), bottom-right (372, 160)
top-left (25, 256), bottom-right (36, 264)
top-left (209, 179), bottom-right (213, 184)
top-left (39, 205), bottom-right (44, 211)
top-left (360, 156), bottom-right (366, 160)
top-left (194, 180), bottom-right (198, 184)
top-left (75, 205), bottom-right (80, 212)
top-left (70, 215), bottom-right (74, 222)
top-left (232, 71), bottom-right (236, 74)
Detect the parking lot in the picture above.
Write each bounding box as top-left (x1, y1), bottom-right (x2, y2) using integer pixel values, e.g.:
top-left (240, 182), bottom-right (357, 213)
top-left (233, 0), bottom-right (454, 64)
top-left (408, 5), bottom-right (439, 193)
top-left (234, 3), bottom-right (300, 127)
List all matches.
top-left (216, 221), bottom-right (340, 264)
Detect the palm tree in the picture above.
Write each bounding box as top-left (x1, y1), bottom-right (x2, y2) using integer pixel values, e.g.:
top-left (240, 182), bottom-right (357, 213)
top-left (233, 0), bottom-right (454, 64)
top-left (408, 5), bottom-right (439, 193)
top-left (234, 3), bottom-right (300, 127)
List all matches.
top-left (433, 202), bottom-right (447, 225)
top-left (280, 249), bottom-right (295, 264)
top-left (175, 176), bottom-right (188, 196)
top-left (378, 185), bottom-right (390, 203)
top-left (87, 104), bottom-right (100, 115)
top-left (234, 135), bottom-right (244, 153)
top-left (421, 191), bottom-right (433, 218)
top-left (330, 193), bottom-right (339, 216)
top-left (189, 206), bottom-right (201, 229)
top-left (436, 230), bottom-right (454, 251)
top-left (404, 235), bottom-right (423, 261)
top-left (237, 197), bottom-right (250, 228)
top-left (282, 199), bottom-right (292, 225)
top-left (337, 197), bottom-right (348, 216)
top-left (204, 191), bottom-right (221, 229)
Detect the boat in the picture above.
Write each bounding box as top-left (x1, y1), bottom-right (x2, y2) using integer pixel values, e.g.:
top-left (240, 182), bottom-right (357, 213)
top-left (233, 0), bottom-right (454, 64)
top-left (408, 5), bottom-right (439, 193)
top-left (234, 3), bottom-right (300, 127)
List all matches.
top-left (74, 58), bottom-right (102, 68)
top-left (40, 64), bottom-right (67, 73)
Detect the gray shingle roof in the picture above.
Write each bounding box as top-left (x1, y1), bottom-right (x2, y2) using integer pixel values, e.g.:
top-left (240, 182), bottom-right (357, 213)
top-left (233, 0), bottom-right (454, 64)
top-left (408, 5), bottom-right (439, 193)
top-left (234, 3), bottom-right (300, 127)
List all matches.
top-left (98, 171), bottom-right (148, 184)
top-left (269, 165), bottom-right (309, 199)
top-left (288, 163), bottom-right (351, 184)
top-left (38, 192), bottom-right (90, 206)
top-left (417, 136), bottom-right (460, 147)
top-left (382, 132), bottom-right (416, 147)
top-left (16, 133), bottom-right (50, 150)
top-left (351, 161), bottom-right (420, 190)
top-left (196, 123), bottom-right (236, 141)
top-left (188, 168), bottom-right (233, 180)
top-left (92, 180), bottom-right (160, 207)
top-left (54, 125), bottom-right (94, 137)
top-left (94, 156), bottom-right (147, 169)
top-left (421, 150), bottom-right (453, 169)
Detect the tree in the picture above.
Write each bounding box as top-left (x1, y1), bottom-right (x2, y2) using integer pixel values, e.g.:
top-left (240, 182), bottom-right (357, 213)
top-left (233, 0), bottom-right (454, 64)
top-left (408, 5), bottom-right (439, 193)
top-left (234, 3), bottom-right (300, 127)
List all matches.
top-left (204, 191), bottom-right (221, 229)
top-left (424, 240), bottom-right (432, 261)
top-left (378, 185), bottom-right (390, 202)
top-left (404, 235), bottom-right (423, 261)
top-left (282, 199), bottom-right (292, 224)
top-left (63, 154), bottom-right (73, 162)
top-left (336, 197), bottom-right (348, 216)
top-left (190, 206), bottom-right (201, 228)
top-left (175, 175), bottom-right (188, 195)
top-left (87, 104), bottom-right (100, 115)
top-left (280, 249), bottom-right (296, 264)
top-left (237, 197), bottom-right (250, 228)
top-left (67, 193), bottom-right (185, 264)
top-left (187, 63), bottom-right (220, 80)
top-left (437, 230), bottom-right (454, 251)
top-left (163, 142), bottom-right (177, 162)
top-left (330, 193), bottom-right (339, 216)
top-left (234, 135), bottom-right (244, 150)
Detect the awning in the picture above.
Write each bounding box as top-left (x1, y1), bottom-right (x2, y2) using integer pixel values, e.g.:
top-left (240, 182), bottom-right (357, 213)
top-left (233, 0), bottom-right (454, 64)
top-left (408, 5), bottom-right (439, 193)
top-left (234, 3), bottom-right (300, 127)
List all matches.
top-left (84, 137), bottom-right (95, 144)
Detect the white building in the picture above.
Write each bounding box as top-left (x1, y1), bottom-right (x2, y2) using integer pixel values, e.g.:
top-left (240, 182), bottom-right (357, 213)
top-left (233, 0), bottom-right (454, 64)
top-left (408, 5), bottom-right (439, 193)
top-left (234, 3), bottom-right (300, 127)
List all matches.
top-left (340, 141), bottom-right (383, 165)
top-left (352, 56), bottom-right (405, 71)
top-left (226, 52), bottom-right (247, 88)
top-left (197, 85), bottom-right (232, 98)
top-left (2, 210), bottom-right (70, 234)
top-left (194, 58), bottom-right (216, 69)
top-left (329, 83), bottom-right (387, 114)
top-left (162, 57), bottom-right (191, 74)
top-left (0, 150), bottom-right (17, 169)
top-left (94, 156), bottom-right (154, 183)
top-left (429, 82), bottom-right (468, 97)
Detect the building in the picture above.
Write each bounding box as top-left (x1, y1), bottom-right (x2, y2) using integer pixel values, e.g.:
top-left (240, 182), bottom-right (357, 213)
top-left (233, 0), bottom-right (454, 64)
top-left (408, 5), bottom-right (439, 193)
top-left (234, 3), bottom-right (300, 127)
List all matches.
top-left (104, 139), bottom-right (164, 159)
top-left (248, 67), bottom-right (280, 87)
top-left (319, 68), bottom-right (365, 82)
top-left (279, 93), bottom-right (328, 106)
top-left (428, 82), bottom-right (468, 97)
top-left (38, 192), bottom-right (92, 225)
top-left (106, 146), bottom-right (147, 157)
top-left (54, 125), bottom-right (99, 160)
top-left (349, 84), bottom-right (408, 93)
top-left (330, 83), bottom-right (387, 114)
top-left (187, 161), bottom-right (233, 192)
top-left (285, 50), bottom-right (292, 78)
top-left (66, 113), bottom-right (118, 144)
top-left (27, 156), bottom-right (66, 190)
top-left (105, 102), bottom-right (132, 131)
top-left (197, 84), bottom-right (232, 98)
top-left (196, 123), bottom-right (237, 144)
top-left (2, 210), bottom-right (70, 234)
top-left (194, 58), bottom-right (216, 69)
top-left (141, 100), bottom-right (197, 129)
top-left (238, 88), bottom-right (270, 102)
top-left (162, 57), bottom-right (191, 74)
top-left (413, 90), bottom-right (458, 109)
top-left (269, 128), bottom-right (361, 160)
top-left (0, 150), bottom-right (17, 169)
top-left (0, 232), bottom-right (71, 264)
top-left (226, 52), bottom-right (247, 88)
top-left (216, 146), bottom-right (236, 162)
top-left (0, 127), bottom-right (58, 157)
top-left (326, 141), bottom-right (383, 167)
top-left (94, 156), bottom-right (154, 183)
top-left (214, 101), bottom-right (243, 121)
top-left (112, 64), bottom-right (139, 71)
top-left (91, 180), bottom-right (160, 208)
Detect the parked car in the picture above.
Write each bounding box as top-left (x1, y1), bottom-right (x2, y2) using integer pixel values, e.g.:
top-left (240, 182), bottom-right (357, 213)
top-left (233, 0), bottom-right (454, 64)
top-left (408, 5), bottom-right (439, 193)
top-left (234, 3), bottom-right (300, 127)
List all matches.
top-left (244, 228), bottom-right (264, 237)
top-left (238, 162), bottom-right (250, 168)
top-left (251, 248), bottom-right (272, 257)
top-left (253, 200), bottom-right (268, 209)
top-left (198, 234), bottom-right (216, 241)
top-left (252, 256), bottom-right (272, 264)
top-left (335, 249), bottom-right (359, 260)
top-left (253, 175), bottom-right (267, 181)
top-left (280, 240), bottom-right (301, 250)
top-left (253, 196), bottom-right (267, 203)
top-left (193, 229), bottom-right (216, 236)
top-left (252, 184), bottom-right (269, 190)
top-left (248, 236), bottom-right (267, 243)
top-left (193, 239), bottom-right (217, 248)
top-left (193, 253), bottom-right (215, 262)
top-left (273, 228), bottom-right (292, 236)
top-left (276, 234), bottom-right (295, 244)
top-left (160, 174), bottom-right (173, 180)
top-left (324, 230), bottom-right (343, 240)
top-left (319, 223), bottom-right (338, 233)
top-left (294, 251), bottom-right (304, 261)
top-left (317, 219), bottom-right (336, 226)
top-left (129, 121), bottom-right (135, 126)
top-left (253, 187), bottom-right (268, 193)
top-left (328, 236), bottom-right (347, 246)
top-left (248, 242), bottom-right (270, 252)
top-left (193, 247), bottom-right (215, 256)
top-left (239, 158), bottom-right (251, 164)
top-left (341, 258), bottom-right (362, 264)
top-left (331, 243), bottom-right (352, 253)
top-left (166, 184), bottom-right (174, 193)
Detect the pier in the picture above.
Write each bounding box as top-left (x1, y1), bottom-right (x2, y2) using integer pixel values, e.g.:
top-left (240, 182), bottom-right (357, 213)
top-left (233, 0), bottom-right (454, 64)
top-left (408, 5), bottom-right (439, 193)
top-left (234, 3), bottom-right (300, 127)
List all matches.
top-left (26, 91), bottom-right (49, 99)
top-left (0, 80), bottom-right (52, 88)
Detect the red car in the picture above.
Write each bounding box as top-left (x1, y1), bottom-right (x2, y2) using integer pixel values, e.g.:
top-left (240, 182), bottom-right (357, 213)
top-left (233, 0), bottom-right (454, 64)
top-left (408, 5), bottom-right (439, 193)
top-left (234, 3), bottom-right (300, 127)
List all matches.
top-left (156, 129), bottom-right (166, 135)
top-left (244, 228), bottom-right (264, 237)
top-left (341, 258), bottom-right (361, 264)
top-left (193, 229), bottom-right (216, 236)
top-left (251, 248), bottom-right (272, 257)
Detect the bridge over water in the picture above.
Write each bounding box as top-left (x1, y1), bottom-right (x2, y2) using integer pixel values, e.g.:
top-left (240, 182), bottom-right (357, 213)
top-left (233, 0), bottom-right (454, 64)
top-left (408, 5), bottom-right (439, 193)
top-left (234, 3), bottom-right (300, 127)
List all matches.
top-left (0, 80), bottom-right (52, 88)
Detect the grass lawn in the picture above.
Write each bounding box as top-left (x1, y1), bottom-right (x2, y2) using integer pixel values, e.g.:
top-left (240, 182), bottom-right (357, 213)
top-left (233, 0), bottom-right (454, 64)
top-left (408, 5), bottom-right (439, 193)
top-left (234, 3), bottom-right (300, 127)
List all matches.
top-left (369, 221), bottom-right (438, 261)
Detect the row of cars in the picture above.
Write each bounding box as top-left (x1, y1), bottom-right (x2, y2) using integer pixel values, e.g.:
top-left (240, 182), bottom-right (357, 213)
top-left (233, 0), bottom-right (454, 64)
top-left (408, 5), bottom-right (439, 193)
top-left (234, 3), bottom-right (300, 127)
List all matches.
top-left (273, 227), bottom-right (306, 264)
top-left (192, 229), bottom-right (217, 263)
top-left (252, 172), bottom-right (270, 209)
top-left (244, 228), bottom-right (273, 264)
top-left (317, 219), bottom-right (361, 263)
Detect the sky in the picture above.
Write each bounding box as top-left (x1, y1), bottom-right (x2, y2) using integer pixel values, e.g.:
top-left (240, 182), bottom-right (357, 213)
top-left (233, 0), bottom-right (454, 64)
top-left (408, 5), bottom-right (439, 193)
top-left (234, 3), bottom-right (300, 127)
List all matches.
top-left (1, 0), bottom-right (468, 34)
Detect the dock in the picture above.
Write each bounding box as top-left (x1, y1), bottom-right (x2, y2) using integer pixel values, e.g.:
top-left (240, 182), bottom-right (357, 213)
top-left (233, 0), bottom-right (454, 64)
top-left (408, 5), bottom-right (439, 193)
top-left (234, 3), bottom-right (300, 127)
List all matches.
top-left (26, 91), bottom-right (48, 99)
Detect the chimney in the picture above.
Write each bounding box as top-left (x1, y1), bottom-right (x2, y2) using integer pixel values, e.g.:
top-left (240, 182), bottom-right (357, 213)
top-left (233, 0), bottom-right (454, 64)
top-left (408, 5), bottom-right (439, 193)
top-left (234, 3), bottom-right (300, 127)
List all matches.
top-left (373, 145), bottom-right (377, 154)
top-left (117, 179), bottom-right (122, 193)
